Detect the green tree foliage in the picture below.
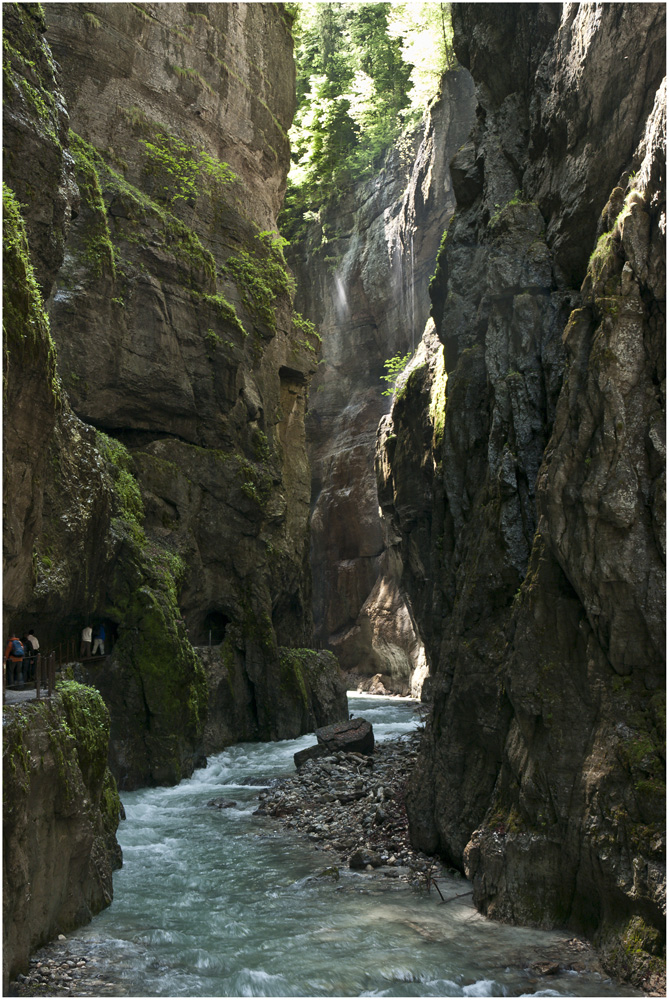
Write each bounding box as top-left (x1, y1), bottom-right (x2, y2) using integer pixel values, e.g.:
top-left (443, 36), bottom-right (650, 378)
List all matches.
top-left (387, 2), bottom-right (456, 109)
top-left (282, 2), bottom-right (454, 236)
top-left (380, 350), bottom-right (412, 396)
top-left (289, 3), bottom-right (411, 196)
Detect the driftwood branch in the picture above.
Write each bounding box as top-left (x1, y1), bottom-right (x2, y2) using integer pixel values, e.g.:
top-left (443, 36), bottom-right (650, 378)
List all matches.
top-left (437, 889), bottom-right (474, 905)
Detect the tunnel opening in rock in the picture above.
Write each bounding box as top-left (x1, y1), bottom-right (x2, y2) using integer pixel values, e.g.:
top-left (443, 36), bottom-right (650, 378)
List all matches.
top-left (201, 611), bottom-right (231, 647)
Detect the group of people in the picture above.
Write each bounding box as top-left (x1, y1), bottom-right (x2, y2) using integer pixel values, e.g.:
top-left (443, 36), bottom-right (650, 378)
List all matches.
top-left (3, 629), bottom-right (40, 686)
top-left (80, 623), bottom-right (106, 658)
top-left (4, 621), bottom-right (109, 688)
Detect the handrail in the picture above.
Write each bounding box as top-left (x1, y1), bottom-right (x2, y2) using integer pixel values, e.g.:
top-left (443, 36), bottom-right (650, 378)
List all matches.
top-left (34, 652), bottom-right (56, 701)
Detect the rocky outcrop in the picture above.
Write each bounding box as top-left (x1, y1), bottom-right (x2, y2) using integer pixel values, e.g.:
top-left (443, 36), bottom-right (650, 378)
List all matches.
top-left (376, 318), bottom-right (447, 701)
top-left (3, 2), bottom-right (76, 622)
top-left (380, 3), bottom-right (665, 988)
top-left (3, 3), bottom-right (345, 789)
top-left (199, 645), bottom-right (347, 755)
top-left (289, 70), bottom-right (475, 693)
top-left (3, 683), bottom-right (122, 992)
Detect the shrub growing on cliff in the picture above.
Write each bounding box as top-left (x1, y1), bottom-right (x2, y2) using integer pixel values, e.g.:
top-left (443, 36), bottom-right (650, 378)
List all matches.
top-left (95, 429), bottom-right (144, 534)
top-left (222, 230), bottom-right (295, 332)
top-left (139, 129), bottom-right (237, 207)
top-left (380, 350), bottom-right (412, 396)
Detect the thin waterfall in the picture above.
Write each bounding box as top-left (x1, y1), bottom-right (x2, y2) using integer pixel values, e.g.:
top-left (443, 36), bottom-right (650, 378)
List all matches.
top-left (410, 229), bottom-right (416, 352)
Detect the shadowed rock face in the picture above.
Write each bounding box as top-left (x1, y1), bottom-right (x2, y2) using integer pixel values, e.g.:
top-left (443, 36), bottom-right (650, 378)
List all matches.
top-left (3, 686), bottom-right (122, 992)
top-left (379, 3), bottom-right (665, 988)
top-left (289, 70), bottom-right (476, 694)
top-left (3, 2), bottom-right (346, 791)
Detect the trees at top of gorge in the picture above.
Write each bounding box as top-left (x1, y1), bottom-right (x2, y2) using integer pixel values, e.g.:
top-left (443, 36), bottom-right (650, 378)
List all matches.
top-left (282, 2), bottom-right (455, 235)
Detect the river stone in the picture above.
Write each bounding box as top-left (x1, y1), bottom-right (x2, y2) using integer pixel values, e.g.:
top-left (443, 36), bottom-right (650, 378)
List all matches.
top-left (293, 744), bottom-right (330, 769)
top-left (349, 849), bottom-right (383, 870)
top-left (315, 718), bottom-right (374, 756)
top-left (237, 776), bottom-right (285, 788)
top-left (206, 798), bottom-right (237, 809)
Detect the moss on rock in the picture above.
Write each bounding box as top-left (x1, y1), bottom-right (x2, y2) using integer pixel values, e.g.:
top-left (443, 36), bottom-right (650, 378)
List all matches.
top-left (2, 182), bottom-right (60, 405)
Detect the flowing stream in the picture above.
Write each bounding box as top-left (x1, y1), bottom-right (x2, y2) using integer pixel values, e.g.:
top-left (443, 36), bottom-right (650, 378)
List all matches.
top-left (60, 695), bottom-right (639, 998)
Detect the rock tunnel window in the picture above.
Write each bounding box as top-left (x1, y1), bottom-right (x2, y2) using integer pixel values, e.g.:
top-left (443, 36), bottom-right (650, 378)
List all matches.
top-left (203, 612), bottom-right (230, 646)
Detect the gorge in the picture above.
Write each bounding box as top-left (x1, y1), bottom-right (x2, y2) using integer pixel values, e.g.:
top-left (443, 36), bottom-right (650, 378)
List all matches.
top-left (2, 1), bottom-right (665, 995)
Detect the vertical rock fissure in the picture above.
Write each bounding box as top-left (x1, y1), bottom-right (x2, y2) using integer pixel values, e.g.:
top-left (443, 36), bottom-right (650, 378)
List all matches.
top-left (291, 69), bottom-right (476, 697)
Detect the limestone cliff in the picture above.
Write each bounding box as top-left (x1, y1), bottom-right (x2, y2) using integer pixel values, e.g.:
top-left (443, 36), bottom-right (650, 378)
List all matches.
top-left (379, 3), bottom-right (665, 988)
top-left (3, 2), bottom-right (346, 791)
top-left (3, 682), bottom-right (122, 992)
top-left (289, 70), bottom-right (475, 694)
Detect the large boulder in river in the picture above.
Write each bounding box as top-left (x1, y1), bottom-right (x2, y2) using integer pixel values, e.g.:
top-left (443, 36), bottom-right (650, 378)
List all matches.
top-left (294, 717), bottom-right (375, 768)
top-left (315, 717), bottom-right (375, 755)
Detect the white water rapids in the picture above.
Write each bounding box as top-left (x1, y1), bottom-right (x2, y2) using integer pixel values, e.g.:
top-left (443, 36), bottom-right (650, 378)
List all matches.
top-left (56, 694), bottom-right (639, 997)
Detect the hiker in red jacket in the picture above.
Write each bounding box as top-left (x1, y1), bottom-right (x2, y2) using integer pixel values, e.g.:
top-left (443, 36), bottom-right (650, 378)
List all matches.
top-left (4, 634), bottom-right (25, 686)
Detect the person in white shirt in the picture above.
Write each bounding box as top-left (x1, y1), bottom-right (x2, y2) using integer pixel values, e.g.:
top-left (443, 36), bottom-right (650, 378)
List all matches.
top-left (80, 625), bottom-right (92, 659)
top-left (25, 629), bottom-right (39, 681)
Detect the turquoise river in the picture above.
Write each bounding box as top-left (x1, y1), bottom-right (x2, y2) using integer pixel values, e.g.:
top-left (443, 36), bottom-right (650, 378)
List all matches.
top-left (51, 694), bottom-right (640, 998)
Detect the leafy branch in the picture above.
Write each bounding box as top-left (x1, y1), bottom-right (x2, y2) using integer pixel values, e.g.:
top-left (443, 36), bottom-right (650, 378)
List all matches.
top-left (380, 350), bottom-right (412, 396)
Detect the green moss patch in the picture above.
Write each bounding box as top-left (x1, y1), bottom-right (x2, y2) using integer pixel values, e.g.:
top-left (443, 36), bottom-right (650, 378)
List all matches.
top-left (428, 345), bottom-right (447, 451)
top-left (222, 230), bottom-right (295, 333)
top-left (3, 3), bottom-right (62, 146)
top-left (67, 130), bottom-right (217, 287)
top-left (2, 182), bottom-right (60, 404)
top-left (96, 429), bottom-right (144, 529)
top-left (69, 131), bottom-right (117, 278)
top-left (279, 647), bottom-right (311, 709)
top-left (599, 915), bottom-right (665, 989)
top-left (56, 679), bottom-right (111, 788)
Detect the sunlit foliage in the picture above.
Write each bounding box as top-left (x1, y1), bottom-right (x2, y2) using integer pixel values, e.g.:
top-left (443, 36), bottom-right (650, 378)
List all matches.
top-left (282, 2), bottom-right (454, 235)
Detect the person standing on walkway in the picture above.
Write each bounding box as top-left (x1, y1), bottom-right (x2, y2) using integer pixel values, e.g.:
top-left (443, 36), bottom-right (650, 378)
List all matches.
top-left (24, 629), bottom-right (39, 681)
top-left (4, 633), bottom-right (25, 686)
top-left (92, 623), bottom-right (106, 656)
top-left (80, 624), bottom-right (92, 659)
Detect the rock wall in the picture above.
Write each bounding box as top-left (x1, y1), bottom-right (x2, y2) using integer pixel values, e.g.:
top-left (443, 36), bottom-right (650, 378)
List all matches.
top-left (379, 3), bottom-right (665, 988)
top-left (198, 645), bottom-right (347, 755)
top-left (289, 70), bottom-right (475, 694)
top-left (3, 2), bottom-right (346, 791)
top-left (3, 683), bottom-right (122, 992)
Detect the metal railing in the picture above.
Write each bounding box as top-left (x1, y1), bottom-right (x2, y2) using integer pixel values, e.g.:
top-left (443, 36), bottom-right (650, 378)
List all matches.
top-left (34, 652), bottom-right (56, 701)
top-left (54, 636), bottom-right (112, 667)
top-left (2, 651), bottom-right (56, 704)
